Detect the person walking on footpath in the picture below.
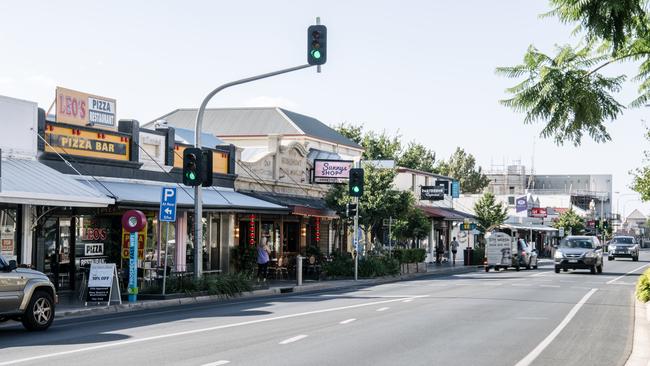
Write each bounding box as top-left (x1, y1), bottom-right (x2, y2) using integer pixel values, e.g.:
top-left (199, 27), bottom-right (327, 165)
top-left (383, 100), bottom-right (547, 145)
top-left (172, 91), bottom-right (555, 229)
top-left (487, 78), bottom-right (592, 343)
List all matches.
top-left (436, 241), bottom-right (445, 264)
top-left (257, 237), bottom-right (271, 282)
top-left (450, 237), bottom-right (459, 265)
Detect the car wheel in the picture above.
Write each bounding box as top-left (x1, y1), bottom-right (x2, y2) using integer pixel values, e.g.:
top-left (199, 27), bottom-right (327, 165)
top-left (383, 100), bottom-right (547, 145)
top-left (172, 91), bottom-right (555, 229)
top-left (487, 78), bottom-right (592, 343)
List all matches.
top-left (633, 256), bottom-right (639, 262)
top-left (21, 290), bottom-right (55, 331)
top-left (526, 260), bottom-right (531, 270)
top-left (554, 266), bottom-right (560, 274)
top-left (485, 266), bottom-right (490, 272)
top-left (608, 256), bottom-right (613, 261)
top-left (590, 265), bottom-right (597, 274)
top-left (515, 264), bottom-right (520, 272)
top-left (597, 263), bottom-right (603, 274)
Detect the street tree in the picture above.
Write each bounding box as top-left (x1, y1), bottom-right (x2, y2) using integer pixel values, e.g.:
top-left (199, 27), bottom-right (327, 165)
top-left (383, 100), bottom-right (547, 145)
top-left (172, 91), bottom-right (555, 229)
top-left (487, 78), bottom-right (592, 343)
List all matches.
top-left (361, 131), bottom-right (402, 161)
top-left (392, 206), bottom-right (431, 246)
top-left (497, 0), bottom-right (650, 146)
top-left (334, 122), bottom-right (363, 145)
top-left (398, 141), bottom-right (438, 173)
top-left (553, 208), bottom-right (586, 235)
top-left (437, 148), bottom-right (490, 194)
top-left (632, 128), bottom-right (650, 201)
top-left (473, 192), bottom-right (508, 233)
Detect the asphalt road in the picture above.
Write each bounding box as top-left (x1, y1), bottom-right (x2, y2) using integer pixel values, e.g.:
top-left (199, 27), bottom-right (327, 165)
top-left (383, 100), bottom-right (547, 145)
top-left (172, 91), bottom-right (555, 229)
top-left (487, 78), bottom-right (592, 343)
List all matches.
top-left (1, 250), bottom-right (648, 366)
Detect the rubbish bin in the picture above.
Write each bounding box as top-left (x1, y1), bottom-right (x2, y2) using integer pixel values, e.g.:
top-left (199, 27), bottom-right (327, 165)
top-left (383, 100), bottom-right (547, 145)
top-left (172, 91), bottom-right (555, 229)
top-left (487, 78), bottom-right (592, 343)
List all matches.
top-left (463, 247), bottom-right (474, 266)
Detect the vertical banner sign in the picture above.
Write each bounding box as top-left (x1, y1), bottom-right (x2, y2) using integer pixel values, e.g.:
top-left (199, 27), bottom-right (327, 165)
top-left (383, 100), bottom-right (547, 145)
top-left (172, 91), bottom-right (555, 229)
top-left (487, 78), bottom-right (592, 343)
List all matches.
top-left (515, 197), bottom-right (527, 213)
top-left (128, 232), bottom-right (138, 301)
top-left (121, 210), bottom-right (146, 303)
top-left (451, 181), bottom-right (460, 199)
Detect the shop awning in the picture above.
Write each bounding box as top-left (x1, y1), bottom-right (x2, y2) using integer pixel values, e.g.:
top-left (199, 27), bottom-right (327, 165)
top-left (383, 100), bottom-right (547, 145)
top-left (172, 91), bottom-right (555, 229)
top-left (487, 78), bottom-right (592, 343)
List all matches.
top-left (501, 223), bottom-right (558, 232)
top-left (0, 158), bottom-right (114, 207)
top-left (242, 191), bottom-right (338, 218)
top-left (78, 177), bottom-right (289, 212)
top-left (417, 206), bottom-right (476, 221)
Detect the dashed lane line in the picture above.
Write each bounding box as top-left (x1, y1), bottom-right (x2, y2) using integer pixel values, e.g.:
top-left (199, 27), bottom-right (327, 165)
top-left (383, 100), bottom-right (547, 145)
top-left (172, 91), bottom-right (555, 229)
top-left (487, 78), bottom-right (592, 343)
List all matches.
top-left (279, 335), bottom-right (308, 345)
top-left (339, 319), bottom-right (356, 324)
top-left (201, 361), bottom-right (230, 366)
top-left (376, 307), bottom-right (390, 312)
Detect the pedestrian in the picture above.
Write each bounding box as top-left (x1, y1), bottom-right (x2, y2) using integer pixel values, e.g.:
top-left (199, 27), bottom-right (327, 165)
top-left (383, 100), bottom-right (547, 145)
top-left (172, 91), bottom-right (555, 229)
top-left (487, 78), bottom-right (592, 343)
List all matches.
top-left (450, 237), bottom-right (459, 265)
top-left (257, 237), bottom-right (271, 282)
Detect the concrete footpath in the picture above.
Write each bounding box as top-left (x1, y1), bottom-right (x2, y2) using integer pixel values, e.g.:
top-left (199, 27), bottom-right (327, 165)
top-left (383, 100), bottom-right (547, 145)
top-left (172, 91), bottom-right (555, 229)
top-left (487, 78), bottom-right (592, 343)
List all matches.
top-left (626, 299), bottom-right (650, 366)
top-left (52, 262), bottom-right (481, 321)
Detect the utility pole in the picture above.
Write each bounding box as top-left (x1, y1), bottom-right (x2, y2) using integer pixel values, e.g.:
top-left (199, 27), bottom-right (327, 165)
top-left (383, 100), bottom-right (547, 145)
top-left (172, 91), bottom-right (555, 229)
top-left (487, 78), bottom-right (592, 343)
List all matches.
top-left (354, 194), bottom-right (359, 281)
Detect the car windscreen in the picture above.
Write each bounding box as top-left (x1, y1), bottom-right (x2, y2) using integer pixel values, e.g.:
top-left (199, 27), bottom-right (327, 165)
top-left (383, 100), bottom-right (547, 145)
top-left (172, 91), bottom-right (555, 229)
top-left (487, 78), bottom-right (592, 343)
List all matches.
top-left (559, 238), bottom-right (594, 249)
top-left (611, 237), bottom-right (634, 244)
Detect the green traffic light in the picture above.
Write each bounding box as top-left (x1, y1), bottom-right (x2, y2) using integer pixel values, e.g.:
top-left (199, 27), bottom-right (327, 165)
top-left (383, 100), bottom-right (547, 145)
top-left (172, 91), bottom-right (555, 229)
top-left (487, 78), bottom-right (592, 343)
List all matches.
top-left (311, 49), bottom-right (321, 59)
top-left (186, 171), bottom-right (196, 181)
top-left (352, 186), bottom-right (360, 193)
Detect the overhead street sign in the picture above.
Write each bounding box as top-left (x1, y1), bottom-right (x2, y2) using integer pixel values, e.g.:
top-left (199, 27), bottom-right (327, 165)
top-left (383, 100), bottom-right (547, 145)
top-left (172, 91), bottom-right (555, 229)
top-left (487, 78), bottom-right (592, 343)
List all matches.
top-left (159, 187), bottom-right (177, 222)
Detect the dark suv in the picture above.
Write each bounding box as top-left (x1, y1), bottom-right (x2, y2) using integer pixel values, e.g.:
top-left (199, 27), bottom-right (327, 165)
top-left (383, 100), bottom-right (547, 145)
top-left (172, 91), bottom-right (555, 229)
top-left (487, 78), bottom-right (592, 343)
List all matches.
top-left (554, 236), bottom-right (604, 274)
top-left (0, 255), bottom-right (57, 330)
top-left (608, 236), bottom-right (640, 261)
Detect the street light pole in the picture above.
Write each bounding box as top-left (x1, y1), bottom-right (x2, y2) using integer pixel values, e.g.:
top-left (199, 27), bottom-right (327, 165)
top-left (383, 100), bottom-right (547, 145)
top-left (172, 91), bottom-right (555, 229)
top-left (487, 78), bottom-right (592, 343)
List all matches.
top-left (192, 63), bottom-right (313, 280)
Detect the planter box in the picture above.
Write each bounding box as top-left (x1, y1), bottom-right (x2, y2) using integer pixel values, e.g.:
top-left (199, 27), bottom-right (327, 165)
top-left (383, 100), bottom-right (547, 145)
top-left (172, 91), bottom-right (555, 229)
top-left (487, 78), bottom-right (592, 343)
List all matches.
top-left (400, 262), bottom-right (427, 274)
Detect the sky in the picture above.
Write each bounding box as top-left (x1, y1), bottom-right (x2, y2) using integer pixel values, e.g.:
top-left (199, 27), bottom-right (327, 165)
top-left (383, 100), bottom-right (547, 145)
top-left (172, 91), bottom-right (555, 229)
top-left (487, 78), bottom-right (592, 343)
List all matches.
top-left (0, 0), bottom-right (648, 217)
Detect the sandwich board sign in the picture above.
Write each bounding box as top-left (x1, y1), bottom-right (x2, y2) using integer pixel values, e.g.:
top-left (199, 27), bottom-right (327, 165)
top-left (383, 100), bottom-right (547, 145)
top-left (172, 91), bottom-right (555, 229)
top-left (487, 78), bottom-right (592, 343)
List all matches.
top-left (85, 263), bottom-right (121, 307)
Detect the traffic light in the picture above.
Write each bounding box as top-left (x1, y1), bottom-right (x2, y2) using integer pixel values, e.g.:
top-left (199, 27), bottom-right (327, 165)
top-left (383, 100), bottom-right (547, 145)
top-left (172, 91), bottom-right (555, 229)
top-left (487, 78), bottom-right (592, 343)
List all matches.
top-left (346, 203), bottom-right (358, 217)
top-left (349, 168), bottom-right (364, 197)
top-left (202, 149), bottom-right (213, 187)
top-left (307, 25), bottom-right (327, 65)
top-left (182, 148), bottom-right (203, 186)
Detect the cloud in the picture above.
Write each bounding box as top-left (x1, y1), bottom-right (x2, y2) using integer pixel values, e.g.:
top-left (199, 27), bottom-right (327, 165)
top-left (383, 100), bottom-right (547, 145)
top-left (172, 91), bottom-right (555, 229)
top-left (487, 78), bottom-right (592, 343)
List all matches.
top-left (241, 96), bottom-right (299, 109)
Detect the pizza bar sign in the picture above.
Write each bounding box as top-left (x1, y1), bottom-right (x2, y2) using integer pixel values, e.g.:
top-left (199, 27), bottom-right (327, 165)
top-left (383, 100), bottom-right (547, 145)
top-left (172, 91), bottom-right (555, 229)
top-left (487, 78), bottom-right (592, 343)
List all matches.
top-left (56, 87), bottom-right (116, 128)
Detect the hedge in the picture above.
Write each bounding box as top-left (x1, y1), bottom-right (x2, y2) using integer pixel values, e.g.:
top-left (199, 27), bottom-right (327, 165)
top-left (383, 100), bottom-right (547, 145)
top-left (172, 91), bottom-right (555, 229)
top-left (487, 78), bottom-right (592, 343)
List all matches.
top-left (636, 268), bottom-right (650, 303)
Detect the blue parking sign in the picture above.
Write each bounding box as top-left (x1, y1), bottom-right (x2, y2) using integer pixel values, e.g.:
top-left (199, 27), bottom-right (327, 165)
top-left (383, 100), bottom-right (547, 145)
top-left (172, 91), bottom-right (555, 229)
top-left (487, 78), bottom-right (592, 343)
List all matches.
top-left (159, 187), bottom-right (177, 222)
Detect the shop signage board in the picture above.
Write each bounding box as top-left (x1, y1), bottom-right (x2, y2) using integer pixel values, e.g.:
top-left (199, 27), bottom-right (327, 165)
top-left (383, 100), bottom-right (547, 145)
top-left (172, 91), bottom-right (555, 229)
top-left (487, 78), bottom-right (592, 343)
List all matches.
top-left (435, 180), bottom-right (450, 195)
top-left (159, 187), bottom-right (177, 222)
top-left (312, 159), bottom-right (353, 184)
top-left (85, 263), bottom-right (121, 306)
top-left (516, 197), bottom-right (527, 213)
top-left (451, 181), bottom-right (460, 198)
top-left (121, 227), bottom-right (146, 259)
top-left (460, 223), bottom-right (477, 231)
top-left (79, 256), bottom-right (107, 267)
top-left (55, 87), bottom-right (116, 128)
top-left (44, 123), bottom-right (130, 161)
top-left (421, 186), bottom-right (445, 201)
top-left (84, 243), bottom-right (104, 256)
top-left (529, 207), bottom-right (548, 218)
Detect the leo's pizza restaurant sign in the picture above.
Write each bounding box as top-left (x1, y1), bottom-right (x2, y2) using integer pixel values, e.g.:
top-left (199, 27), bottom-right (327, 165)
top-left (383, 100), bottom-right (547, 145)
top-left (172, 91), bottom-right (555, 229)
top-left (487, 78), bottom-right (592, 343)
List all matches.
top-left (56, 87), bottom-right (117, 129)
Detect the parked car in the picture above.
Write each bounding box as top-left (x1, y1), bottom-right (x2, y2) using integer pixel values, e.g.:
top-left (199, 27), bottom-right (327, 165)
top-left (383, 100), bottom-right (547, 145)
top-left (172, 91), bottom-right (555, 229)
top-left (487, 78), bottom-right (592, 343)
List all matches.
top-left (0, 255), bottom-right (57, 330)
top-left (485, 234), bottom-right (538, 272)
top-left (516, 238), bottom-right (539, 270)
top-left (608, 236), bottom-right (640, 261)
top-left (554, 236), bottom-right (604, 274)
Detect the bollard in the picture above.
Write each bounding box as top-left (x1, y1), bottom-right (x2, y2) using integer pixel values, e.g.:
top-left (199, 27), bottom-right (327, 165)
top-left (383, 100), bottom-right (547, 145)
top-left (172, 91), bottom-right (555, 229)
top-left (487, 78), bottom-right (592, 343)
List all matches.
top-left (296, 255), bottom-right (303, 286)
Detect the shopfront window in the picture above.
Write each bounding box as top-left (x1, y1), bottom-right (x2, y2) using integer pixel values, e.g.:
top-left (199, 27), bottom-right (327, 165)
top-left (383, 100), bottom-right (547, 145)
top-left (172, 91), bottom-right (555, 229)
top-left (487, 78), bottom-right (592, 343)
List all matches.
top-left (0, 208), bottom-right (18, 262)
top-left (261, 221), bottom-right (280, 258)
top-left (187, 213), bottom-right (221, 273)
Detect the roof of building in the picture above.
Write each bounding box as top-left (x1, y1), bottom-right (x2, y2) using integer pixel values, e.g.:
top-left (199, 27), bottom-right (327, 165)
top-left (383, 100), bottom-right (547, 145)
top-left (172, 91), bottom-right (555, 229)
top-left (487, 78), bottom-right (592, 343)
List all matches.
top-left (627, 209), bottom-right (647, 220)
top-left (243, 191), bottom-right (337, 218)
top-left (0, 158), bottom-right (113, 207)
top-left (173, 127), bottom-right (226, 147)
top-left (147, 107), bottom-right (363, 150)
top-left (417, 206), bottom-right (476, 221)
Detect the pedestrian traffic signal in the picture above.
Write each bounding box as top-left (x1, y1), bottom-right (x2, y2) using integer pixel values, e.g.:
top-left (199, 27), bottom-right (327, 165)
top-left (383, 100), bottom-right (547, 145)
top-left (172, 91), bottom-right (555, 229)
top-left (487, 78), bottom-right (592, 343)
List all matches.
top-left (307, 25), bottom-right (327, 65)
top-left (347, 203), bottom-right (358, 217)
top-left (182, 148), bottom-right (203, 186)
top-left (349, 168), bottom-right (364, 197)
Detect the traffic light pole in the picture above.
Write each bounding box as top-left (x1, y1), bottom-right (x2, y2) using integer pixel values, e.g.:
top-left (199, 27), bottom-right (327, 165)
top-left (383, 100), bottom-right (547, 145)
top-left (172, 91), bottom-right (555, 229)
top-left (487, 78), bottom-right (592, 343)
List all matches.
top-left (354, 196), bottom-right (359, 281)
top-left (193, 63), bottom-right (314, 280)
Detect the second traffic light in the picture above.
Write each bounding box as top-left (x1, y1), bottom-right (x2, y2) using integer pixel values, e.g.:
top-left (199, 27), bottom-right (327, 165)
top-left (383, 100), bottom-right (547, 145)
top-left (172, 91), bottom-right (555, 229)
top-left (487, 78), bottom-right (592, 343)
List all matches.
top-left (349, 168), bottom-right (364, 197)
top-left (183, 148), bottom-right (203, 186)
top-left (307, 25), bottom-right (327, 65)
top-left (346, 203), bottom-right (358, 217)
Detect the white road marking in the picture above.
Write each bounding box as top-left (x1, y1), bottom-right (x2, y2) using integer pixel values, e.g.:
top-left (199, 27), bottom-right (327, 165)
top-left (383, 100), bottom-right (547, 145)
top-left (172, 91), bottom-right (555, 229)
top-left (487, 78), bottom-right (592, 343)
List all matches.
top-left (529, 272), bottom-right (548, 277)
top-left (539, 285), bottom-right (561, 288)
top-left (377, 307), bottom-right (390, 312)
top-left (514, 288), bottom-right (598, 366)
top-left (402, 299), bottom-right (413, 303)
top-left (0, 297), bottom-right (414, 365)
top-left (339, 318), bottom-right (356, 324)
top-left (606, 264), bottom-right (650, 284)
top-left (279, 335), bottom-right (308, 345)
top-left (201, 361), bottom-right (230, 366)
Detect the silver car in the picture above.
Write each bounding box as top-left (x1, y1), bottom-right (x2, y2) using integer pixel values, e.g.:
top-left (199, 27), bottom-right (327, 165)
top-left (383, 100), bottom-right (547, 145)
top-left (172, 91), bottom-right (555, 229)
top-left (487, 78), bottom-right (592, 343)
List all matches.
top-left (554, 236), bottom-right (604, 274)
top-left (0, 255), bottom-right (57, 330)
top-left (608, 236), bottom-right (640, 261)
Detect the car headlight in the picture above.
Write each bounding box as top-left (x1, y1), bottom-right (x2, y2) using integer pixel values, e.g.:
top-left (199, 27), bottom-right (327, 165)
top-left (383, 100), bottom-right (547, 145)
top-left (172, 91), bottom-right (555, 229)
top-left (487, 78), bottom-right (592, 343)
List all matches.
top-left (584, 252), bottom-right (596, 258)
top-left (608, 245), bottom-right (615, 251)
top-left (554, 251), bottom-right (564, 259)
